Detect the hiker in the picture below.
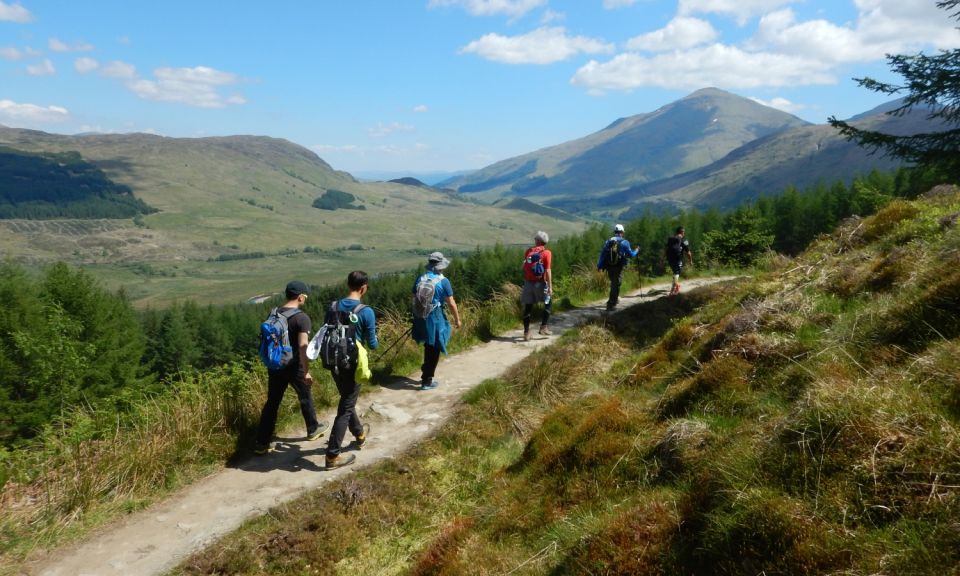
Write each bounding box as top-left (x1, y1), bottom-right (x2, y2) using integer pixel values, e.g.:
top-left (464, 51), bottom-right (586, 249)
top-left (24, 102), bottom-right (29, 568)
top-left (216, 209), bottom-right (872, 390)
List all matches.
top-left (521, 230), bottom-right (553, 341)
top-left (666, 226), bottom-right (694, 296)
top-left (254, 280), bottom-right (326, 455)
top-left (597, 224), bottom-right (638, 311)
top-left (323, 270), bottom-right (378, 469)
top-left (411, 251), bottom-right (462, 390)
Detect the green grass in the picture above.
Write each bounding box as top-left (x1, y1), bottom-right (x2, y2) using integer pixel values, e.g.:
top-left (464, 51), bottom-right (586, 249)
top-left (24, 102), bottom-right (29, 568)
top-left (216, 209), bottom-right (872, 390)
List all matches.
top-left (163, 188), bottom-right (960, 575)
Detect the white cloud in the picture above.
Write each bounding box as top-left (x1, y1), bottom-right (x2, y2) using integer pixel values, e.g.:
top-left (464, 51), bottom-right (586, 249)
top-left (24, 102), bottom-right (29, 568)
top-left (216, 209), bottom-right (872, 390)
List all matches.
top-left (678, 0), bottom-right (796, 25)
top-left (571, 44), bottom-right (833, 93)
top-left (427, 0), bottom-right (546, 19)
top-left (100, 60), bottom-right (137, 79)
top-left (461, 26), bottom-right (614, 64)
top-left (749, 96), bottom-right (806, 115)
top-left (126, 66), bottom-right (246, 108)
top-left (0, 47), bottom-right (22, 60)
top-left (603, 0), bottom-right (638, 8)
top-left (413, 104), bottom-right (429, 113)
top-left (0, 99), bottom-right (69, 125)
top-left (0, 1), bottom-right (32, 23)
top-left (540, 9), bottom-right (564, 24)
top-left (26, 59), bottom-right (55, 76)
top-left (49, 38), bottom-right (95, 53)
top-left (74, 57), bottom-right (99, 73)
top-left (368, 122), bottom-right (416, 137)
top-left (626, 17), bottom-right (718, 52)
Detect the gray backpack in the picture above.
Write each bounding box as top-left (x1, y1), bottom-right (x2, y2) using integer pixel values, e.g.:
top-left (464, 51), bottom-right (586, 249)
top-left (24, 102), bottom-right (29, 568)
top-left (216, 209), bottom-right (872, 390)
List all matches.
top-left (412, 274), bottom-right (442, 319)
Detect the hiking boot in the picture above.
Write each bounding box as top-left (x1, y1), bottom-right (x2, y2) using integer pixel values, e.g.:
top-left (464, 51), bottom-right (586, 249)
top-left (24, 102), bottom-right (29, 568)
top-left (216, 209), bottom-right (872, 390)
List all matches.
top-left (356, 423), bottom-right (371, 449)
top-left (253, 443), bottom-right (274, 456)
top-left (523, 330), bottom-right (531, 341)
top-left (421, 379), bottom-right (439, 390)
top-left (306, 421), bottom-right (329, 442)
top-left (538, 325), bottom-right (552, 336)
top-left (326, 453), bottom-right (356, 469)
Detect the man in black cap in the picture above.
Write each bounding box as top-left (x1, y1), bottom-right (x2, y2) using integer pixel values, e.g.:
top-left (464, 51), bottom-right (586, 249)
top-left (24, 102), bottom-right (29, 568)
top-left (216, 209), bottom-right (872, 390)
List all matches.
top-left (254, 280), bottom-right (327, 454)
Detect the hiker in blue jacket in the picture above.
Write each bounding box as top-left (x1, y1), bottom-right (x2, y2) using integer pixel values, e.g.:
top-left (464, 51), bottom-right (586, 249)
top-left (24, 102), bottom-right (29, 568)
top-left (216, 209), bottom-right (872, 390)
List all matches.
top-left (323, 270), bottom-right (378, 469)
top-left (597, 224), bottom-right (639, 311)
top-left (411, 252), bottom-right (461, 390)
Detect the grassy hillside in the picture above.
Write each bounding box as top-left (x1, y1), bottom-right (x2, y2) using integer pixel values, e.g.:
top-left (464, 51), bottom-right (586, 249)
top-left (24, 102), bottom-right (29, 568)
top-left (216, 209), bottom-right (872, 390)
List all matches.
top-left (0, 127), bottom-right (587, 307)
top-left (176, 186), bottom-right (960, 574)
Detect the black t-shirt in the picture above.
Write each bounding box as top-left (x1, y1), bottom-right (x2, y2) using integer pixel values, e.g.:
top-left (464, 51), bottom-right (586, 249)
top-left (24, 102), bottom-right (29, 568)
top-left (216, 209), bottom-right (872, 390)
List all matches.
top-left (278, 306), bottom-right (311, 374)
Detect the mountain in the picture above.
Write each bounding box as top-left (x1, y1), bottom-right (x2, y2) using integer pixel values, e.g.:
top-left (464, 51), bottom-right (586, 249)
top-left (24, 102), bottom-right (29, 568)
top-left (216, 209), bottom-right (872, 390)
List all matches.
top-left (443, 89), bottom-right (940, 218)
top-left (607, 100), bottom-right (938, 217)
top-left (0, 127), bottom-right (587, 306)
top-left (441, 88), bottom-right (810, 203)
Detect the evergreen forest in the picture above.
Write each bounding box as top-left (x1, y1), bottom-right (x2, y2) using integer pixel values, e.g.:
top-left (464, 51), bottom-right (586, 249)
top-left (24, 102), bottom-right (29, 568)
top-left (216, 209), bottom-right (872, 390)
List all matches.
top-left (0, 147), bottom-right (155, 219)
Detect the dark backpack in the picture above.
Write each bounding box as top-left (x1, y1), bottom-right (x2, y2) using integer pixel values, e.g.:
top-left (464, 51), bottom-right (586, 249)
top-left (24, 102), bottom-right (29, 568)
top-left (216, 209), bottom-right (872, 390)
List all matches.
top-left (524, 247), bottom-right (546, 279)
top-left (317, 301), bottom-right (367, 375)
top-left (606, 237), bottom-right (623, 267)
top-left (412, 273), bottom-right (441, 319)
top-left (666, 236), bottom-right (685, 261)
top-left (258, 307), bottom-right (302, 371)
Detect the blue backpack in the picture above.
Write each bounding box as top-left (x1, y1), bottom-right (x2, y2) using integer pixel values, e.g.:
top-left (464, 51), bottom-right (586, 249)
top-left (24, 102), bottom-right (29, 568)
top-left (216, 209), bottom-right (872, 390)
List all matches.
top-left (258, 307), bottom-right (301, 371)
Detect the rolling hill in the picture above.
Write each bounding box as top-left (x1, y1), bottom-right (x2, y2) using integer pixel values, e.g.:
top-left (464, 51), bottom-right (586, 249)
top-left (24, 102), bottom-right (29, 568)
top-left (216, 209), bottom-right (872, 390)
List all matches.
top-left (0, 127), bottom-right (587, 306)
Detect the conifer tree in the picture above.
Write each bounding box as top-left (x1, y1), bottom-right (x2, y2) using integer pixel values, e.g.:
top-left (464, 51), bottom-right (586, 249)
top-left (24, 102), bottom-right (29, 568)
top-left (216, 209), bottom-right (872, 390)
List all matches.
top-left (829, 1), bottom-right (960, 181)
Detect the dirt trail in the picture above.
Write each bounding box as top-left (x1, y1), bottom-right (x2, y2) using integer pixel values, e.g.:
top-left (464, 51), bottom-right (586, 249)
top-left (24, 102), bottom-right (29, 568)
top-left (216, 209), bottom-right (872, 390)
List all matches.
top-left (25, 278), bottom-right (732, 576)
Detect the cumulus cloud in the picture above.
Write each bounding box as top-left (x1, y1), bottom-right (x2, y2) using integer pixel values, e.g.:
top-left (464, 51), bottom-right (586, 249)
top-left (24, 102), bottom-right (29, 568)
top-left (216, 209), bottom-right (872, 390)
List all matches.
top-left (461, 26), bottom-right (614, 64)
top-left (91, 61), bottom-right (247, 108)
top-left (26, 59), bottom-right (55, 76)
top-left (678, 0), bottom-right (796, 25)
top-left (49, 38), bottom-right (95, 53)
top-left (74, 57), bottom-right (99, 73)
top-left (413, 104), bottom-right (429, 113)
top-left (0, 99), bottom-right (69, 125)
top-left (749, 96), bottom-right (806, 115)
top-left (0, 47), bottom-right (22, 60)
top-left (572, 44), bottom-right (832, 93)
top-left (626, 17), bottom-right (718, 51)
top-left (427, 0), bottom-right (546, 19)
top-left (127, 66), bottom-right (247, 108)
top-left (100, 60), bottom-right (137, 79)
top-left (0, 1), bottom-right (32, 23)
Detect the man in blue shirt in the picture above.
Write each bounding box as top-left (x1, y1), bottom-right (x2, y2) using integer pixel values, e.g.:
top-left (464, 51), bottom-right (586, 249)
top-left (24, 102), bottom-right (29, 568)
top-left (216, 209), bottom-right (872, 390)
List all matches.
top-left (412, 252), bottom-right (462, 390)
top-left (597, 224), bottom-right (639, 311)
top-left (324, 270), bottom-right (378, 469)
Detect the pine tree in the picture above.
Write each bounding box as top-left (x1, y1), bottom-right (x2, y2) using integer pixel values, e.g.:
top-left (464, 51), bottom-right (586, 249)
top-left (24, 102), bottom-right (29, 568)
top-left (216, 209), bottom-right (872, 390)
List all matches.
top-left (828, 1), bottom-right (960, 181)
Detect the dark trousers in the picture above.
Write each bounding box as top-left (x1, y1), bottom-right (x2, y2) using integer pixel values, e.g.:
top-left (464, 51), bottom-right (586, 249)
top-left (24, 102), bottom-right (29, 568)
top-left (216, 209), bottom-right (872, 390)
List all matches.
top-left (523, 301), bottom-right (552, 331)
top-left (606, 265), bottom-right (625, 308)
top-left (256, 366), bottom-right (320, 447)
top-left (421, 343), bottom-right (442, 383)
top-left (326, 368), bottom-right (363, 457)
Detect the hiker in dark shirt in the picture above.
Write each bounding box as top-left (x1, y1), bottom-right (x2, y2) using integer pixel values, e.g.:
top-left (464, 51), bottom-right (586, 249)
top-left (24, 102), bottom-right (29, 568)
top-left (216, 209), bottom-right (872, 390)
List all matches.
top-left (666, 226), bottom-right (694, 296)
top-left (323, 270), bottom-right (378, 469)
top-left (254, 280), bottom-right (326, 455)
top-left (597, 224), bottom-right (638, 311)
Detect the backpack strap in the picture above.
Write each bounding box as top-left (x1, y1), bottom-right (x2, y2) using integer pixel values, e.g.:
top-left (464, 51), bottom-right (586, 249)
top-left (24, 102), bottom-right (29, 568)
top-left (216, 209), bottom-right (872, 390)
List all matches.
top-left (279, 307), bottom-right (301, 319)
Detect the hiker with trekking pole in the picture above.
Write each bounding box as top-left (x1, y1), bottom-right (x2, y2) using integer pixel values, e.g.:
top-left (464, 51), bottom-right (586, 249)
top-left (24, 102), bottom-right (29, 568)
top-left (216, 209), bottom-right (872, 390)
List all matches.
top-left (411, 252), bottom-right (461, 390)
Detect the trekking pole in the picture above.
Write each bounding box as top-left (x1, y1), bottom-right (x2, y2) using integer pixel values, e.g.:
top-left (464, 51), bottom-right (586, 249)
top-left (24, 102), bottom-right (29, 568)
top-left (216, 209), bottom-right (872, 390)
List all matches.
top-left (374, 327), bottom-right (412, 362)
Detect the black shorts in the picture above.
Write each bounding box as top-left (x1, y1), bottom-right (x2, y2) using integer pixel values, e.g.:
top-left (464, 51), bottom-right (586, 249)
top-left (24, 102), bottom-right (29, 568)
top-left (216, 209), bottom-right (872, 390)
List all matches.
top-left (668, 260), bottom-right (683, 275)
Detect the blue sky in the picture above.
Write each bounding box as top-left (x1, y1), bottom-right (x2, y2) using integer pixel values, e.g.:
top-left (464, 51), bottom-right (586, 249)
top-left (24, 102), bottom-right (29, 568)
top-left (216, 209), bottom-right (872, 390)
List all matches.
top-left (1, 1), bottom-right (958, 175)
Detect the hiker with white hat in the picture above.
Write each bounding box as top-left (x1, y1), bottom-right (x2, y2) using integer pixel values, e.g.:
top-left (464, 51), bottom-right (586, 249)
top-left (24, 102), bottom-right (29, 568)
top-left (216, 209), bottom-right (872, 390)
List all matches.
top-left (597, 224), bottom-right (639, 311)
top-left (410, 252), bottom-right (462, 390)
